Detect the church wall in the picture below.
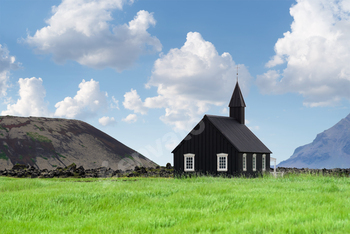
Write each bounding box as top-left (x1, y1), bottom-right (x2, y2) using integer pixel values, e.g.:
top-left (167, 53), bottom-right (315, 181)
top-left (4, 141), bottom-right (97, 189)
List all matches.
top-left (173, 116), bottom-right (239, 176)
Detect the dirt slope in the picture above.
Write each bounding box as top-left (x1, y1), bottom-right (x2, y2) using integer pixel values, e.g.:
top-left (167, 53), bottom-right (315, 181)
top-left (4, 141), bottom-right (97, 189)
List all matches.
top-left (0, 116), bottom-right (157, 170)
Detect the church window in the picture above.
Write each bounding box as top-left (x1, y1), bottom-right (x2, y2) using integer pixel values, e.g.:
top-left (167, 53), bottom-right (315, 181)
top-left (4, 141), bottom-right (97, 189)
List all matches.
top-left (262, 154), bottom-right (266, 171)
top-left (217, 153), bottom-right (228, 171)
top-left (184, 154), bottom-right (195, 171)
top-left (243, 153), bottom-right (247, 171)
top-left (253, 154), bottom-right (256, 171)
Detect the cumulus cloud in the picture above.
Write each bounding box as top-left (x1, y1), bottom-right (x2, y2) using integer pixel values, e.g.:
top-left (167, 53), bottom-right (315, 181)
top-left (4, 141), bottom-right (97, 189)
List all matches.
top-left (123, 89), bottom-right (148, 115)
top-left (99, 116), bottom-right (116, 126)
top-left (122, 113), bottom-right (137, 123)
top-left (25, 0), bottom-right (161, 71)
top-left (55, 79), bottom-right (108, 119)
top-left (0, 45), bottom-right (20, 97)
top-left (127, 32), bottom-right (252, 130)
top-left (1, 77), bottom-right (111, 121)
top-left (257, 0), bottom-right (350, 107)
top-left (1, 77), bottom-right (50, 117)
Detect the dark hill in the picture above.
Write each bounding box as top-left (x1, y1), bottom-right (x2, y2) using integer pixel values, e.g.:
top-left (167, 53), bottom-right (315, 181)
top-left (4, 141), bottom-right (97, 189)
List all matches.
top-left (0, 116), bottom-right (157, 170)
top-left (279, 113), bottom-right (350, 169)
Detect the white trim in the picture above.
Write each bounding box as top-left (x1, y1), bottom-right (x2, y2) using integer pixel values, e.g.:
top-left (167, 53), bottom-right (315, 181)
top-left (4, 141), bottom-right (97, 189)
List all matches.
top-left (271, 156), bottom-right (276, 176)
top-left (252, 154), bottom-right (256, 171)
top-left (184, 153), bottom-right (195, 171)
top-left (262, 154), bottom-right (266, 172)
top-left (269, 157), bottom-right (284, 177)
top-left (243, 153), bottom-right (247, 171)
top-left (217, 153), bottom-right (228, 171)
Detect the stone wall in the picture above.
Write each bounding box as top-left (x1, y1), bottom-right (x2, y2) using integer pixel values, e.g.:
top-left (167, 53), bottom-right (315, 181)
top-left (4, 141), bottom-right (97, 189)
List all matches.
top-left (274, 167), bottom-right (350, 176)
top-left (0, 163), bottom-right (174, 178)
top-left (2, 164), bottom-right (349, 178)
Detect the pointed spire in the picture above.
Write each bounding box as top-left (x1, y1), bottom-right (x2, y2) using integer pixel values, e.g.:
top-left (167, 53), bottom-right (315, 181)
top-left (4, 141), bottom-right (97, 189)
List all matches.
top-left (229, 81), bottom-right (246, 124)
top-left (229, 81), bottom-right (246, 108)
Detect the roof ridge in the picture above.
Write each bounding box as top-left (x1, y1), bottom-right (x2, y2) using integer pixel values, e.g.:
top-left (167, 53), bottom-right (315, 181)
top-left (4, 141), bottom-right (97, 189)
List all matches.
top-left (206, 114), bottom-right (229, 117)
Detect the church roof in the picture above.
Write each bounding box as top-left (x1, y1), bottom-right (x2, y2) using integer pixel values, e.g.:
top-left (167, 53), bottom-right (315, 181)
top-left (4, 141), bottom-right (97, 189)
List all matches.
top-left (206, 115), bottom-right (271, 153)
top-left (229, 82), bottom-right (246, 107)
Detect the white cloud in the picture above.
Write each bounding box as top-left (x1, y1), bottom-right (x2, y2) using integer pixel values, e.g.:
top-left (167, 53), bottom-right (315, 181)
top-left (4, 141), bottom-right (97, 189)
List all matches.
top-left (123, 89), bottom-right (148, 115)
top-left (0, 72), bottom-right (9, 98)
top-left (55, 79), bottom-right (108, 119)
top-left (2, 77), bottom-right (112, 122)
top-left (257, 0), bottom-right (350, 107)
top-left (1, 77), bottom-right (50, 117)
top-left (110, 96), bottom-right (119, 109)
top-left (221, 108), bottom-right (228, 114)
top-left (99, 116), bottom-right (116, 126)
top-left (135, 32), bottom-right (252, 131)
top-left (122, 113), bottom-right (137, 123)
top-left (0, 44), bottom-right (19, 73)
top-left (25, 0), bottom-right (161, 71)
top-left (0, 44), bottom-right (20, 97)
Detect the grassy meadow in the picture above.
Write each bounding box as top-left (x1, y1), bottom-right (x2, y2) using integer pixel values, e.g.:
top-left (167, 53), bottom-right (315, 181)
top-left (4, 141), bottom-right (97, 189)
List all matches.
top-left (1, 174), bottom-right (350, 233)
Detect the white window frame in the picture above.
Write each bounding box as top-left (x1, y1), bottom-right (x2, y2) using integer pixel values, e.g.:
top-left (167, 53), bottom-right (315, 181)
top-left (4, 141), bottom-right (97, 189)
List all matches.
top-left (243, 153), bottom-right (247, 171)
top-left (252, 154), bottom-right (257, 171)
top-left (217, 153), bottom-right (228, 171)
top-left (262, 154), bottom-right (266, 172)
top-left (184, 153), bottom-right (195, 171)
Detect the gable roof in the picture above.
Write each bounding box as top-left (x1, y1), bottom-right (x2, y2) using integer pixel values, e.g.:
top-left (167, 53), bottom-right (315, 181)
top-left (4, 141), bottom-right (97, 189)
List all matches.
top-left (229, 82), bottom-right (246, 107)
top-left (206, 115), bottom-right (271, 153)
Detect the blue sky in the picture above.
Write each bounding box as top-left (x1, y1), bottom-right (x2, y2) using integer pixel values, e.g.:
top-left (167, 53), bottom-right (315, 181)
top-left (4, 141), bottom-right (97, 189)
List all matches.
top-left (1, 0), bottom-right (350, 166)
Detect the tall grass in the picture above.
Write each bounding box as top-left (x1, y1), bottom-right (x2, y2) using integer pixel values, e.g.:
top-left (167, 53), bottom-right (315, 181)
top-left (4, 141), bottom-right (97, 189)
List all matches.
top-left (1, 174), bottom-right (350, 233)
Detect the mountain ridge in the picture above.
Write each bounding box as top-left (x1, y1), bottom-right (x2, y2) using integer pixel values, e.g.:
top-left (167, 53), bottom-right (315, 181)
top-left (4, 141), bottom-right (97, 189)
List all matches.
top-left (0, 116), bottom-right (157, 170)
top-left (278, 113), bottom-right (350, 169)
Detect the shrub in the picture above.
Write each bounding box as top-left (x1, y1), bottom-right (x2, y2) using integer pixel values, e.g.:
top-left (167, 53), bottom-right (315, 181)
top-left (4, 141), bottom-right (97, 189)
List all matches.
top-left (26, 132), bottom-right (52, 143)
top-left (0, 151), bottom-right (8, 160)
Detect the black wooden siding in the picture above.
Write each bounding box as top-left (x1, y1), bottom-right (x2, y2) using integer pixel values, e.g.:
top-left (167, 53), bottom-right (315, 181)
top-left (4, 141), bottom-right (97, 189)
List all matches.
top-left (240, 153), bottom-right (271, 176)
top-left (173, 116), bottom-right (270, 176)
top-left (173, 116), bottom-right (271, 176)
top-left (173, 117), bottom-right (239, 175)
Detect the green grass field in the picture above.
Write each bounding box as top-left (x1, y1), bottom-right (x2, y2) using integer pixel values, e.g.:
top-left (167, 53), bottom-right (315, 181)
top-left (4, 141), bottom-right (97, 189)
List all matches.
top-left (1, 174), bottom-right (350, 233)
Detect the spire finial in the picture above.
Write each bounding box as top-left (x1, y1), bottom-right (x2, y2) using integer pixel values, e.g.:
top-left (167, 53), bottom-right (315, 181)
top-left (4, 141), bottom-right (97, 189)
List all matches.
top-left (236, 65), bottom-right (240, 82)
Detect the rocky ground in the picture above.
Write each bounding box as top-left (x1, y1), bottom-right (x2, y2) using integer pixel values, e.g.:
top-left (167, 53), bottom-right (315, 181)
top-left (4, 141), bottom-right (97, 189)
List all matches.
top-left (2, 164), bottom-right (350, 179)
top-left (0, 163), bottom-right (173, 178)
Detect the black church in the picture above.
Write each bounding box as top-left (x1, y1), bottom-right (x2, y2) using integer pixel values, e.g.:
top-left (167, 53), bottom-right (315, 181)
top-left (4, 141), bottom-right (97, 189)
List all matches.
top-left (172, 82), bottom-right (272, 176)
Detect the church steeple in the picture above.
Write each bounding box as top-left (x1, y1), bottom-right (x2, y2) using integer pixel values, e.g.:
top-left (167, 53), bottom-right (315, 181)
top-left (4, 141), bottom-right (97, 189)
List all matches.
top-left (229, 81), bottom-right (246, 124)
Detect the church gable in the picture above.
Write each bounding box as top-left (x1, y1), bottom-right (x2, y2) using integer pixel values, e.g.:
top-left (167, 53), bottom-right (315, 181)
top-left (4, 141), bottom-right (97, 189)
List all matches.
top-left (173, 116), bottom-right (238, 174)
